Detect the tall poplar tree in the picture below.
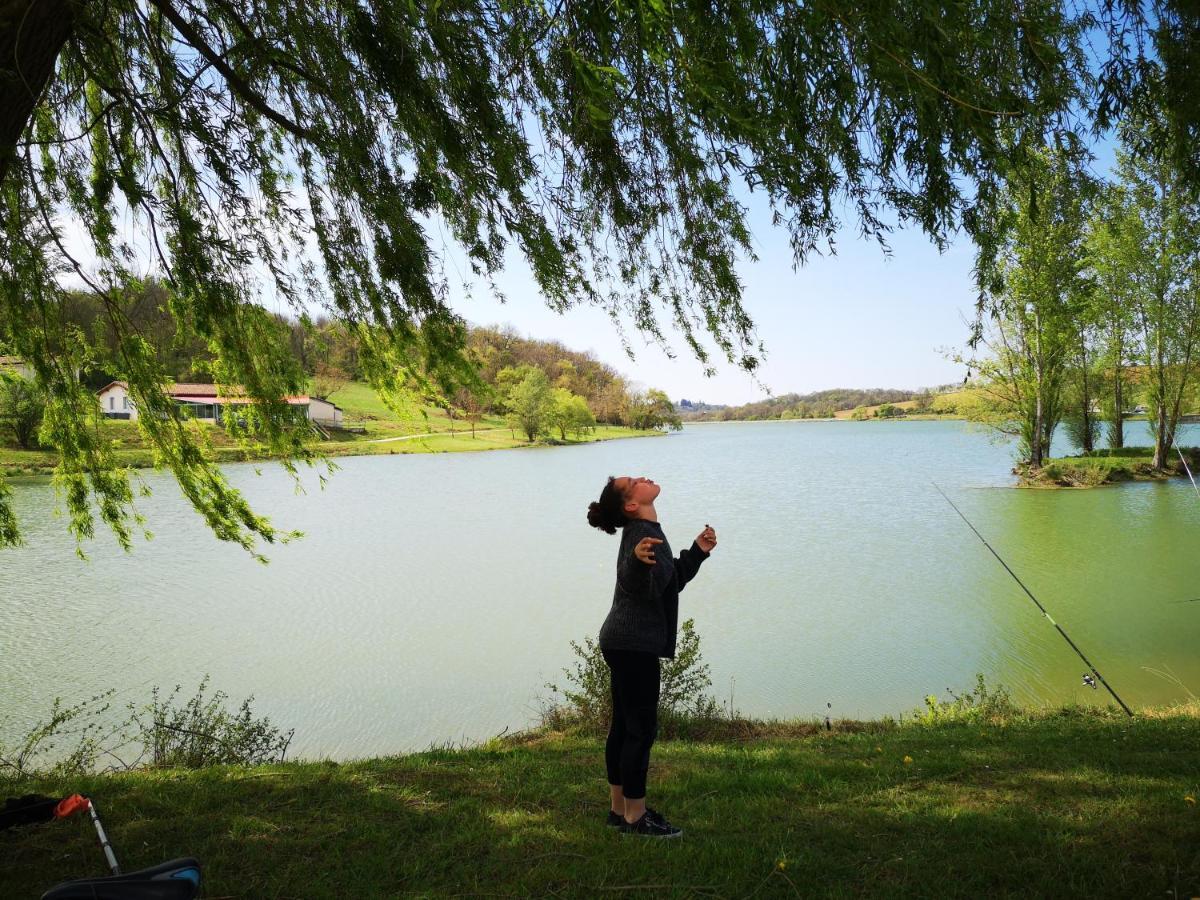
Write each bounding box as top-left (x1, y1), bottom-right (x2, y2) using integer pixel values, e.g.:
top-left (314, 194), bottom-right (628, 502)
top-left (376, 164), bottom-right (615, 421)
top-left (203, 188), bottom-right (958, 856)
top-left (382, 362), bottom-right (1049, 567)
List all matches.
top-left (1110, 106), bottom-right (1200, 469)
top-left (1086, 184), bottom-right (1142, 450)
top-left (973, 147), bottom-right (1093, 468)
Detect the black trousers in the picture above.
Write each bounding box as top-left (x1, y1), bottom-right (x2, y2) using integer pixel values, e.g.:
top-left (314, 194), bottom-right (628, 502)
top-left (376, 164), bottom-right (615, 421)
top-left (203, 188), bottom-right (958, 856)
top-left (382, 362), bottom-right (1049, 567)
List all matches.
top-left (602, 648), bottom-right (660, 800)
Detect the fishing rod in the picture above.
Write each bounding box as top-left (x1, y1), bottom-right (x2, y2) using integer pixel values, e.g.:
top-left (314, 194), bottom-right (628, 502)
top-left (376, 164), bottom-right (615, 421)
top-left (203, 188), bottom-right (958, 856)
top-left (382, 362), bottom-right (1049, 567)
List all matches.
top-left (932, 482), bottom-right (1135, 718)
top-left (1173, 442), bottom-right (1199, 498)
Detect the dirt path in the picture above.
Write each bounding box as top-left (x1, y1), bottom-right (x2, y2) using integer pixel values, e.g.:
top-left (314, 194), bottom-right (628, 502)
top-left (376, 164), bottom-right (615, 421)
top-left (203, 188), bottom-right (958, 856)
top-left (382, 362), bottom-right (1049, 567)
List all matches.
top-left (364, 427), bottom-right (507, 444)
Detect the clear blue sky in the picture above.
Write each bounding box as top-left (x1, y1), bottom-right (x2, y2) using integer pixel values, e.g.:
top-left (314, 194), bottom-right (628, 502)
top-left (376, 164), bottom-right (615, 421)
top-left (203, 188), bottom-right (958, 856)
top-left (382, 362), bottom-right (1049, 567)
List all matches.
top-left (454, 137), bottom-right (1120, 407)
top-left (452, 194), bottom-right (980, 406)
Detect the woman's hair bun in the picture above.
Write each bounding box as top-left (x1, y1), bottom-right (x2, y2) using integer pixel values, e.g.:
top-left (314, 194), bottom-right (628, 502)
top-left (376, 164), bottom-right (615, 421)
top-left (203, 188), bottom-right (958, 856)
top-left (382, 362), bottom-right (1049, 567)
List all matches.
top-left (587, 500), bottom-right (618, 534)
top-left (587, 477), bottom-right (628, 534)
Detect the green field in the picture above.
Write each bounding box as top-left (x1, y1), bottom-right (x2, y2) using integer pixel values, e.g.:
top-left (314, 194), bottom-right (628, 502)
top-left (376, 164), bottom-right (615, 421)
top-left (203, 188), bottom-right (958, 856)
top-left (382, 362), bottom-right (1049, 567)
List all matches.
top-left (2, 704), bottom-right (1197, 898)
top-left (831, 389), bottom-right (984, 421)
top-left (318, 424), bottom-right (658, 460)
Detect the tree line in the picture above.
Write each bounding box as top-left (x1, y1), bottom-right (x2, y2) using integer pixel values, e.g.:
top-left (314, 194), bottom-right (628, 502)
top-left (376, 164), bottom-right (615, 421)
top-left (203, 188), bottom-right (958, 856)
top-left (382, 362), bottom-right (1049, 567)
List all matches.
top-left (0, 292), bottom-right (682, 450)
top-left (966, 100), bottom-right (1200, 471)
top-left (437, 326), bottom-right (682, 440)
top-left (679, 387), bottom-right (955, 422)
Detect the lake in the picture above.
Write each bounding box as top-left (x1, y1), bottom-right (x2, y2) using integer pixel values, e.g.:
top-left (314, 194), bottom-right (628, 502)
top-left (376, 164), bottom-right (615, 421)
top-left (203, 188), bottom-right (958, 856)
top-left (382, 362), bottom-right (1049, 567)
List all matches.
top-left (2, 419), bottom-right (1198, 760)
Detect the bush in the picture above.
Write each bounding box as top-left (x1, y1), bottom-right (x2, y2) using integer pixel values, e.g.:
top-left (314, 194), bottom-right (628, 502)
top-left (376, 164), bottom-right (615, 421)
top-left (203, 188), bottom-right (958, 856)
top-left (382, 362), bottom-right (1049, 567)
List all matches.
top-left (908, 674), bottom-right (1017, 726)
top-left (0, 691), bottom-right (118, 778)
top-left (128, 676), bottom-right (294, 768)
top-left (1037, 460), bottom-right (1110, 487)
top-left (0, 677), bottom-right (293, 776)
top-left (544, 619), bottom-right (722, 736)
top-left (544, 636), bottom-right (612, 729)
top-left (0, 375), bottom-right (46, 449)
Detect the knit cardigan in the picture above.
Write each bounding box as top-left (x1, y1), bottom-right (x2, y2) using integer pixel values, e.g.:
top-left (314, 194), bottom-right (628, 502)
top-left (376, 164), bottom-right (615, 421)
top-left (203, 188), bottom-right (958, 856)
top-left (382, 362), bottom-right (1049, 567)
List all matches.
top-left (598, 518), bottom-right (709, 659)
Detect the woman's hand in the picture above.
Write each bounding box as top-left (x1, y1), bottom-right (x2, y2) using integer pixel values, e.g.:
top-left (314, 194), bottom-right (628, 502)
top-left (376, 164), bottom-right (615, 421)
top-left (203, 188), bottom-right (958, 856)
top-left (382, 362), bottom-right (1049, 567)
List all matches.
top-left (634, 537), bottom-right (663, 565)
top-left (696, 524), bottom-right (717, 554)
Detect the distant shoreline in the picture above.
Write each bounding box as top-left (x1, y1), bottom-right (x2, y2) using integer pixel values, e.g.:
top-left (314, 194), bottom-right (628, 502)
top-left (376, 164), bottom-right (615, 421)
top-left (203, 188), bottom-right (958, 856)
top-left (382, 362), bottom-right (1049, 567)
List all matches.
top-left (0, 426), bottom-right (663, 481)
top-left (681, 414), bottom-right (966, 424)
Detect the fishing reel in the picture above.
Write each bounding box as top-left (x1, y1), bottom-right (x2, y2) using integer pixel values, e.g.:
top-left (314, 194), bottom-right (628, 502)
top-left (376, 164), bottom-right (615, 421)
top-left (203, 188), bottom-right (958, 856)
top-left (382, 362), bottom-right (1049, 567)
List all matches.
top-left (1082, 673), bottom-right (1098, 690)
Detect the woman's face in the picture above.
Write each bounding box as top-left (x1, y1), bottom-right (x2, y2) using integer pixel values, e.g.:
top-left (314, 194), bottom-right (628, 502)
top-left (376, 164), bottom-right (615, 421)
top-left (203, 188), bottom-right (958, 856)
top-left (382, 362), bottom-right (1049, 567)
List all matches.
top-left (616, 475), bottom-right (660, 512)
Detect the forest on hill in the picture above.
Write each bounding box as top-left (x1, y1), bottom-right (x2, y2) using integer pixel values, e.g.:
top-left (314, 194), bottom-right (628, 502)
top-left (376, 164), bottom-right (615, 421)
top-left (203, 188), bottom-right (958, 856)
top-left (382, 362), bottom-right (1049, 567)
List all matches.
top-left (15, 284), bottom-right (681, 435)
top-left (680, 386), bottom-right (960, 421)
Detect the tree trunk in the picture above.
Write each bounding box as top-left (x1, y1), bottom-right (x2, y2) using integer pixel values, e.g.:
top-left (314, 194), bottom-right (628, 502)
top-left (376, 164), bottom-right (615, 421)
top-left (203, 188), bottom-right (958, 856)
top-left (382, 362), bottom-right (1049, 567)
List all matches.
top-left (0, 0), bottom-right (76, 188)
top-left (1042, 410), bottom-right (1054, 464)
top-left (1150, 175), bottom-right (1170, 470)
top-left (1079, 339), bottom-right (1094, 454)
top-left (1032, 390), bottom-right (1044, 468)
top-left (1153, 326), bottom-right (1167, 469)
top-left (1032, 312), bottom-right (1045, 469)
top-left (1111, 353), bottom-right (1124, 449)
top-left (1111, 375), bottom-right (1124, 449)
top-left (1154, 398), bottom-right (1167, 469)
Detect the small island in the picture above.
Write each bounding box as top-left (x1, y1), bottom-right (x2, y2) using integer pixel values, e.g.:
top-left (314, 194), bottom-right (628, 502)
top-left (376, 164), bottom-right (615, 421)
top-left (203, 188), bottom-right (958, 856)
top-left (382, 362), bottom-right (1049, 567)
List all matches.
top-left (1019, 445), bottom-right (1200, 488)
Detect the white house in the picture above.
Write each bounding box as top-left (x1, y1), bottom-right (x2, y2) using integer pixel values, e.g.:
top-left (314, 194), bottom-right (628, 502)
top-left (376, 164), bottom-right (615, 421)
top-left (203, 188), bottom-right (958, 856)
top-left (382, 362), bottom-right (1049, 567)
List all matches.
top-left (0, 356), bottom-right (36, 381)
top-left (97, 381), bottom-right (137, 419)
top-left (306, 397), bottom-right (344, 426)
top-left (96, 381), bottom-right (343, 426)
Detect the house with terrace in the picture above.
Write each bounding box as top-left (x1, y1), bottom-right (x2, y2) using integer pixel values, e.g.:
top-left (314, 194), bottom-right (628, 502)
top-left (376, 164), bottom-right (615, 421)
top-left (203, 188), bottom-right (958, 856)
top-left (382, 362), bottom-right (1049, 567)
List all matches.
top-left (96, 381), bottom-right (343, 426)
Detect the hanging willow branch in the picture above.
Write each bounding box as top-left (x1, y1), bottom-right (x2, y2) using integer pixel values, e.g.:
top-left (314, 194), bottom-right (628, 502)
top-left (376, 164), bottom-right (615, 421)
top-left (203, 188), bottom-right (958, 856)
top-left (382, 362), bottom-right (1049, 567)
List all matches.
top-left (0, 0), bottom-right (1190, 551)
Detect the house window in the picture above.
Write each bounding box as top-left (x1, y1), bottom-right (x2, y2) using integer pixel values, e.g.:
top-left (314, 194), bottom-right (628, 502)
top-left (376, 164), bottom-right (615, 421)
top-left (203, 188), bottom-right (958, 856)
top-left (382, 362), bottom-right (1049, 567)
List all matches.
top-left (109, 397), bottom-right (114, 410)
top-left (123, 397), bottom-right (129, 410)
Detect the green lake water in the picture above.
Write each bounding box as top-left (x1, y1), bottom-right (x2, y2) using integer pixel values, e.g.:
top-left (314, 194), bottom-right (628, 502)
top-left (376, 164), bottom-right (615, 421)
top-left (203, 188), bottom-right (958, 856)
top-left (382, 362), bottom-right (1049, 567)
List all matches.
top-left (2, 420), bottom-right (1198, 759)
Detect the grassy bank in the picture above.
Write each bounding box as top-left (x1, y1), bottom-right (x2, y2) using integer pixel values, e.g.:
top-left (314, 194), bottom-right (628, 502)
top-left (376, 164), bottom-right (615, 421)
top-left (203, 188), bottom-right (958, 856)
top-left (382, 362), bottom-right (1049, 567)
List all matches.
top-left (1021, 446), bottom-right (1200, 488)
top-left (3, 704), bottom-right (1198, 898)
top-left (0, 382), bottom-right (659, 478)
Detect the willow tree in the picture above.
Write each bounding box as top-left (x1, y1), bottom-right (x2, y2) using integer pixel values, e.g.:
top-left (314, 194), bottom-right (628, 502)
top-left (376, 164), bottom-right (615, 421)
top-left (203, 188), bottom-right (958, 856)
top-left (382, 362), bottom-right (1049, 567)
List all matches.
top-left (0, 1), bottom-right (1186, 551)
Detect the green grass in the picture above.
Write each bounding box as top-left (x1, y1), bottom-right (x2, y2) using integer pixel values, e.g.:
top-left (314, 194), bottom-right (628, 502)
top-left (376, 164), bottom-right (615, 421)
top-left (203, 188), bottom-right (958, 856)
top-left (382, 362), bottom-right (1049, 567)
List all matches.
top-left (316, 424), bottom-right (657, 458)
top-left (830, 391), bottom-right (978, 421)
top-left (322, 382), bottom-right (514, 440)
top-left (0, 446), bottom-right (60, 477)
top-left (325, 380), bottom-right (402, 420)
top-left (2, 705), bottom-right (1197, 898)
top-left (0, 422), bottom-right (292, 477)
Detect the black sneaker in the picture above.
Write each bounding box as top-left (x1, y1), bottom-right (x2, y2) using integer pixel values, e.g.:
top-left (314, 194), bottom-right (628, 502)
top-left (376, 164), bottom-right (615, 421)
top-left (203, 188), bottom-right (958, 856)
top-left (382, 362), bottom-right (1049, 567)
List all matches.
top-left (606, 810), bottom-right (623, 828)
top-left (620, 808), bottom-right (682, 838)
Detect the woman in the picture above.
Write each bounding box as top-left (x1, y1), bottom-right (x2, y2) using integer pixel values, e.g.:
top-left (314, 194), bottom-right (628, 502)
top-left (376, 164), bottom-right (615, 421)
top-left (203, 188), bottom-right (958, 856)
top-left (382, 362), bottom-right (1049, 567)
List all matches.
top-left (586, 474), bottom-right (717, 838)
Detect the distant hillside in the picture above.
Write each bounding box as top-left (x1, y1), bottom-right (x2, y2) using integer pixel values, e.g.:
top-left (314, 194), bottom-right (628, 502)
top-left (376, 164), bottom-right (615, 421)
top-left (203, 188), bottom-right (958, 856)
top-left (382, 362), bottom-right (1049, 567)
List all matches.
top-left (40, 278), bottom-right (679, 429)
top-left (681, 385), bottom-right (962, 421)
top-left (676, 399), bottom-right (728, 414)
